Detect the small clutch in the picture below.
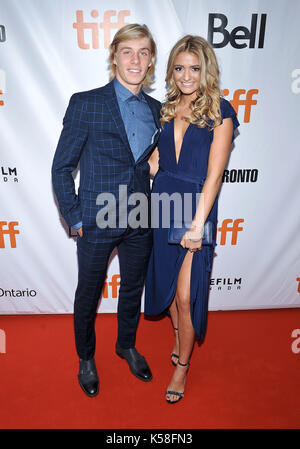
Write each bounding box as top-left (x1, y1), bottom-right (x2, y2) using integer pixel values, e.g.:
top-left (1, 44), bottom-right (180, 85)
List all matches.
top-left (168, 220), bottom-right (215, 246)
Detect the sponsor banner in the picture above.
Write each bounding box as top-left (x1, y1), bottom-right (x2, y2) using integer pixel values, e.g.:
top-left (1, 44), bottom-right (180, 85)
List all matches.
top-left (0, 0), bottom-right (300, 314)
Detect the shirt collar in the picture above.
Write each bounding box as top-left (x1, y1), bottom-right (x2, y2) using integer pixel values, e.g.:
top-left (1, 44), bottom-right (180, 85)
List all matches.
top-left (113, 77), bottom-right (145, 103)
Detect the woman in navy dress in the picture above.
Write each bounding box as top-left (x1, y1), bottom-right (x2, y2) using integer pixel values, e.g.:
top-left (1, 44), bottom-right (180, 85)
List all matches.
top-left (145, 35), bottom-right (239, 403)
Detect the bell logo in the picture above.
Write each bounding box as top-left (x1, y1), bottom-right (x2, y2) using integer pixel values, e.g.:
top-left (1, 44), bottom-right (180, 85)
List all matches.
top-left (218, 219), bottom-right (244, 245)
top-left (102, 274), bottom-right (121, 299)
top-left (223, 89), bottom-right (258, 123)
top-left (73, 10), bottom-right (130, 49)
top-left (208, 13), bottom-right (267, 49)
top-left (0, 221), bottom-right (20, 248)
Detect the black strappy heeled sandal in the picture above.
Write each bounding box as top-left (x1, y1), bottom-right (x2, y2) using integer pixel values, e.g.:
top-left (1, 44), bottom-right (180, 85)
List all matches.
top-left (166, 360), bottom-right (190, 404)
top-left (171, 327), bottom-right (179, 366)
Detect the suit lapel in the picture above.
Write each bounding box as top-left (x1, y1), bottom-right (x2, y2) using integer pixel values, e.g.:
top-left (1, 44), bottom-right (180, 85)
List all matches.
top-left (103, 81), bottom-right (135, 164)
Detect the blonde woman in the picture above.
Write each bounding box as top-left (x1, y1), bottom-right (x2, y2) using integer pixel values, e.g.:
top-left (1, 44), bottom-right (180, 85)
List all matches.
top-left (145, 35), bottom-right (239, 403)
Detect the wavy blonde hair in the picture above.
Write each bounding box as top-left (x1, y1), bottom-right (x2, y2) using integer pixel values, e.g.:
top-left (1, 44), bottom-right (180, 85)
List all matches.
top-left (108, 24), bottom-right (157, 87)
top-left (161, 35), bottom-right (222, 129)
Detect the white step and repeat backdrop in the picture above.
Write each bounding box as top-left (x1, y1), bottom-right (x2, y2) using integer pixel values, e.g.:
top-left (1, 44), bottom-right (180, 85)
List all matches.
top-left (1, 0), bottom-right (300, 314)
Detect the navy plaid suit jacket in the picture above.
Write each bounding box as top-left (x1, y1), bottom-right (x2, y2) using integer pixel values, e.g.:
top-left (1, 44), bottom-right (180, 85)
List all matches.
top-left (52, 80), bottom-right (161, 241)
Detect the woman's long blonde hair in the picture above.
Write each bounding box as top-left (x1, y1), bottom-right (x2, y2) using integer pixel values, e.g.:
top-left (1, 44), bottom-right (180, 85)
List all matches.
top-left (108, 24), bottom-right (157, 87)
top-left (161, 35), bottom-right (222, 129)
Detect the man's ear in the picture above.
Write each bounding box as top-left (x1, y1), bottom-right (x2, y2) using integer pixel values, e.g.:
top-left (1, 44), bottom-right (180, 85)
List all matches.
top-left (113, 49), bottom-right (119, 66)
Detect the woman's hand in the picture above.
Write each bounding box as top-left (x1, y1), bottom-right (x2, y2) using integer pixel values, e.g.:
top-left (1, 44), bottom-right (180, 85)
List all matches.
top-left (180, 225), bottom-right (203, 253)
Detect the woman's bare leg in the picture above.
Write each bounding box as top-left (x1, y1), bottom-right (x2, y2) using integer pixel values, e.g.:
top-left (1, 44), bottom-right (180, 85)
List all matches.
top-left (166, 251), bottom-right (196, 402)
top-left (169, 298), bottom-right (179, 365)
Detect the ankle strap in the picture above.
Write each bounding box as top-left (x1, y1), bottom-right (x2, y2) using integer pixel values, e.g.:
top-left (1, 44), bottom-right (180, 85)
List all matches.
top-left (178, 360), bottom-right (190, 367)
top-left (173, 327), bottom-right (178, 331)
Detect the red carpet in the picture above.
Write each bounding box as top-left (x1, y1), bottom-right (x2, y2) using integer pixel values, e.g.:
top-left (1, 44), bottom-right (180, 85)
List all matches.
top-left (0, 309), bottom-right (300, 429)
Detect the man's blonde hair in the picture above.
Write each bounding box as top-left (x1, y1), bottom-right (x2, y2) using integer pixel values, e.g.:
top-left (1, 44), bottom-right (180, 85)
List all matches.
top-left (108, 24), bottom-right (157, 86)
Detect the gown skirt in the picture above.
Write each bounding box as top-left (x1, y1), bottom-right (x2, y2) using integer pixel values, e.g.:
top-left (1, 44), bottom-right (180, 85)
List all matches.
top-left (144, 168), bottom-right (216, 340)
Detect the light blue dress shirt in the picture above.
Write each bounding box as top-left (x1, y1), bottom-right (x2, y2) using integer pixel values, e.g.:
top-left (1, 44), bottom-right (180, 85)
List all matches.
top-left (113, 77), bottom-right (156, 161)
top-left (73, 78), bottom-right (156, 231)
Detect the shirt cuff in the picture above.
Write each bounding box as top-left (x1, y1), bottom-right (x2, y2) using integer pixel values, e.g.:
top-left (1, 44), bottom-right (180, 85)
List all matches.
top-left (72, 221), bottom-right (82, 230)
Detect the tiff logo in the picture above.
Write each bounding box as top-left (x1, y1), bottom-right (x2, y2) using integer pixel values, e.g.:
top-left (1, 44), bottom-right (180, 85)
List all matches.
top-left (102, 274), bottom-right (120, 299)
top-left (218, 219), bottom-right (244, 245)
top-left (73, 9), bottom-right (130, 49)
top-left (223, 89), bottom-right (258, 123)
top-left (0, 221), bottom-right (20, 248)
top-left (0, 68), bottom-right (5, 106)
top-left (0, 329), bottom-right (6, 354)
top-left (296, 277), bottom-right (300, 293)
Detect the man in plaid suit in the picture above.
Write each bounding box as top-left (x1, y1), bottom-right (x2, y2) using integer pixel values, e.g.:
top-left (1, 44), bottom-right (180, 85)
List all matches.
top-left (52, 24), bottom-right (161, 397)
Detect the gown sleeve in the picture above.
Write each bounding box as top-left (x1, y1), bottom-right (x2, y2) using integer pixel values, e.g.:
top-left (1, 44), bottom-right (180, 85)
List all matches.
top-left (220, 98), bottom-right (240, 142)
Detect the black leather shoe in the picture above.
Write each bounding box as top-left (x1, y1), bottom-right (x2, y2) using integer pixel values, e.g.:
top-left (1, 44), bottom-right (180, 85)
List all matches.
top-left (116, 342), bottom-right (153, 382)
top-left (78, 358), bottom-right (99, 397)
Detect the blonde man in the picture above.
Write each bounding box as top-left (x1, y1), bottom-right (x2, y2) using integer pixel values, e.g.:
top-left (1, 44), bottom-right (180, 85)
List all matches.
top-left (52, 24), bottom-right (161, 397)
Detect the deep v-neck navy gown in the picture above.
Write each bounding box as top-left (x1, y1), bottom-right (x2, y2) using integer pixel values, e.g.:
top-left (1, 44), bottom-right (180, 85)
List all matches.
top-left (145, 98), bottom-right (239, 340)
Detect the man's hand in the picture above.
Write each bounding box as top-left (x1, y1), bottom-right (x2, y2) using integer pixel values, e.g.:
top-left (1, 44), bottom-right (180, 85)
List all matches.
top-left (76, 227), bottom-right (83, 238)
